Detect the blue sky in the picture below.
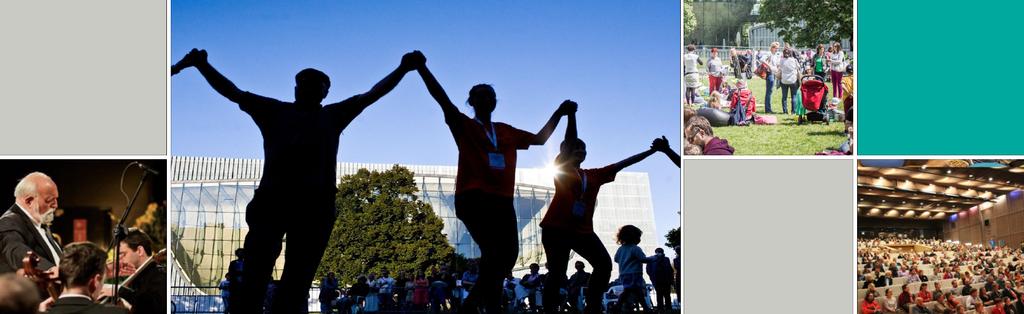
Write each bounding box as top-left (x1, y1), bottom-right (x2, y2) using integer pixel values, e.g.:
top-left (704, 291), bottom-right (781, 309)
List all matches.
top-left (172, 1), bottom-right (680, 254)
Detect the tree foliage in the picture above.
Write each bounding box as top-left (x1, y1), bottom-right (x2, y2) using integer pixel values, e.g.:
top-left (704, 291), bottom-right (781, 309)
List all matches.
top-left (665, 227), bottom-right (680, 250)
top-left (758, 0), bottom-right (852, 47)
top-left (317, 166), bottom-right (455, 285)
top-left (683, 0), bottom-right (697, 41)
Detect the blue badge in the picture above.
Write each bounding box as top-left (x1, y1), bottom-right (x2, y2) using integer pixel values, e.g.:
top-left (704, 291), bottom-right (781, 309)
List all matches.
top-left (572, 200), bottom-right (586, 218)
top-left (488, 152), bottom-right (505, 170)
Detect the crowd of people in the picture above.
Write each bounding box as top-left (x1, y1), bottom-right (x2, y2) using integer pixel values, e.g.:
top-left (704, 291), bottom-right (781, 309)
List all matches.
top-left (220, 238), bottom-right (680, 313)
top-left (682, 41), bottom-right (855, 155)
top-left (857, 237), bottom-right (1024, 313)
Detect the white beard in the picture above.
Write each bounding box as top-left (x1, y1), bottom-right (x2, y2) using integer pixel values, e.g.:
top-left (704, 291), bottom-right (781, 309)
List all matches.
top-left (35, 203), bottom-right (56, 225)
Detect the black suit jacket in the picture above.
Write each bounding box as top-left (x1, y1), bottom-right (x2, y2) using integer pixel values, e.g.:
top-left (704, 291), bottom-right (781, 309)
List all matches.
top-left (46, 296), bottom-right (129, 314)
top-left (0, 204), bottom-right (62, 274)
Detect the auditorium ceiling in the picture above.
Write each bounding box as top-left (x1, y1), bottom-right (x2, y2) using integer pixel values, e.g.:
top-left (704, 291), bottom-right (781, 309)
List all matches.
top-left (858, 160), bottom-right (1024, 220)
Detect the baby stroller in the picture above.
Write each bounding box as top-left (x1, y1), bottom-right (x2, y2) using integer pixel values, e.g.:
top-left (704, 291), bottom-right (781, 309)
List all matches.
top-left (798, 75), bottom-right (829, 125)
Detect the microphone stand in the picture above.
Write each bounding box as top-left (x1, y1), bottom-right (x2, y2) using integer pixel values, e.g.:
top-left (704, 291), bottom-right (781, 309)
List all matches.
top-left (106, 166), bottom-right (151, 305)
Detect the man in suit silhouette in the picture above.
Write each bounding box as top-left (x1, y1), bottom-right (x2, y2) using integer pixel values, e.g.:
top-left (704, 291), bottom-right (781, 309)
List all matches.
top-left (45, 242), bottom-right (127, 314)
top-left (0, 172), bottom-right (63, 276)
top-left (174, 48), bottom-right (425, 312)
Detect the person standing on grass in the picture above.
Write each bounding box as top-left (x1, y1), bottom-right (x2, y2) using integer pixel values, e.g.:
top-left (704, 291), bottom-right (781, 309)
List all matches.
top-left (707, 48), bottom-right (724, 95)
top-left (730, 48), bottom-right (741, 79)
top-left (761, 42), bottom-right (782, 114)
top-left (684, 44), bottom-right (704, 105)
top-left (779, 48), bottom-right (801, 114)
top-left (813, 44), bottom-right (828, 79)
top-left (828, 42), bottom-right (847, 98)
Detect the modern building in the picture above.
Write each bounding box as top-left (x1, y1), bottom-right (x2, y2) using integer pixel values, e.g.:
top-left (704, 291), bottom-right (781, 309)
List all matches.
top-left (169, 156), bottom-right (660, 311)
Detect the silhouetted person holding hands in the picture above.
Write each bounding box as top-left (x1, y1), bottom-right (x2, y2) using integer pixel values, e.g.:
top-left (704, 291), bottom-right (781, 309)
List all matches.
top-left (651, 136), bottom-right (680, 167)
top-left (415, 51), bottom-right (574, 314)
top-left (540, 110), bottom-right (658, 314)
top-left (173, 48), bottom-right (424, 313)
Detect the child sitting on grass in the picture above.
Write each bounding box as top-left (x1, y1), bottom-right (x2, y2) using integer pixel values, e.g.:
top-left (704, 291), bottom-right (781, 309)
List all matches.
top-left (614, 225), bottom-right (655, 313)
top-left (685, 116), bottom-right (735, 155)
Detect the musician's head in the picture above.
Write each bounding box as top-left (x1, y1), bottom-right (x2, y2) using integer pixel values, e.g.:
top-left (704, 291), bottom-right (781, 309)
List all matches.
top-left (118, 228), bottom-right (153, 269)
top-left (59, 242), bottom-right (107, 300)
top-left (13, 172), bottom-right (59, 226)
top-left (0, 274), bottom-right (40, 314)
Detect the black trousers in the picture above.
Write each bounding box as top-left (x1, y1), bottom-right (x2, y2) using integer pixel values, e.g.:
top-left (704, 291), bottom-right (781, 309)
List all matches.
top-left (654, 281), bottom-right (672, 310)
top-left (541, 228), bottom-right (612, 314)
top-left (455, 191), bottom-right (518, 313)
top-left (237, 192), bottom-right (336, 313)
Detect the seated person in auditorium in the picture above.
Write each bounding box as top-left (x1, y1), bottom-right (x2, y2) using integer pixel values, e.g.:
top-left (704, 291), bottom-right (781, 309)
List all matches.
top-left (899, 283), bottom-right (914, 312)
top-left (932, 282), bottom-right (944, 302)
top-left (964, 289), bottom-right (980, 311)
top-left (684, 116), bottom-right (734, 155)
top-left (876, 271), bottom-right (893, 288)
top-left (881, 288), bottom-right (899, 313)
top-left (46, 242), bottom-right (128, 314)
top-left (918, 284), bottom-right (933, 303)
top-left (949, 280), bottom-right (960, 296)
top-left (911, 297), bottom-right (933, 314)
top-left (962, 279), bottom-right (974, 296)
top-left (991, 297), bottom-right (1007, 314)
top-left (945, 293), bottom-right (961, 310)
top-left (909, 269), bottom-right (923, 283)
top-left (861, 293), bottom-right (883, 314)
top-left (0, 274), bottom-right (41, 314)
top-left (982, 286), bottom-right (1000, 306)
top-left (865, 284), bottom-right (879, 299)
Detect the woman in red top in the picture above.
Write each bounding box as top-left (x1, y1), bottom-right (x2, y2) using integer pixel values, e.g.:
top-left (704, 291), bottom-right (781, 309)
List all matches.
top-left (539, 111), bottom-right (657, 314)
top-left (415, 52), bottom-right (574, 314)
top-left (861, 294), bottom-right (882, 314)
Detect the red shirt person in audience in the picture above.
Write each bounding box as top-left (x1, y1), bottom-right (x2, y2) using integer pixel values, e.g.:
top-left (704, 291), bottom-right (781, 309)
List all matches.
top-left (861, 293), bottom-right (883, 314)
top-left (918, 284), bottom-right (933, 302)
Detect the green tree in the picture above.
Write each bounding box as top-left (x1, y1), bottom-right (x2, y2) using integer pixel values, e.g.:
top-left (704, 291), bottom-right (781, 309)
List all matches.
top-left (683, 0), bottom-right (696, 41)
top-left (758, 0), bottom-right (852, 47)
top-left (665, 227), bottom-right (680, 249)
top-left (317, 166), bottom-right (455, 285)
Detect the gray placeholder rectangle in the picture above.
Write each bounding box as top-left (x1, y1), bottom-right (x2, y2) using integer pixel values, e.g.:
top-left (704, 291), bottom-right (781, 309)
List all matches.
top-left (683, 159), bottom-right (854, 313)
top-left (0, 1), bottom-right (167, 155)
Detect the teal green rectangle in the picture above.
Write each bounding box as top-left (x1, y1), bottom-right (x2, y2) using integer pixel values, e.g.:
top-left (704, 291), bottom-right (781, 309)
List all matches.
top-left (858, 2), bottom-right (1023, 155)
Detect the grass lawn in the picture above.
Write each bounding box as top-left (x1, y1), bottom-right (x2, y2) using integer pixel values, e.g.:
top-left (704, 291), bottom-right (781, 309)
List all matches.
top-left (689, 73), bottom-right (847, 155)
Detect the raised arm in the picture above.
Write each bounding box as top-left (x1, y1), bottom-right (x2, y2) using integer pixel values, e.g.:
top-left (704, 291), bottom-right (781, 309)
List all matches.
top-left (609, 146), bottom-right (657, 173)
top-left (651, 136), bottom-right (681, 167)
top-left (532, 100), bottom-right (576, 145)
top-left (416, 61), bottom-right (464, 126)
top-left (349, 51), bottom-right (423, 111)
top-left (178, 49), bottom-right (249, 104)
top-left (564, 111), bottom-right (577, 143)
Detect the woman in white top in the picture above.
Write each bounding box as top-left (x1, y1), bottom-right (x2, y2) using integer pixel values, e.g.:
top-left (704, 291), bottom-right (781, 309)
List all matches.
top-left (882, 288), bottom-right (900, 313)
top-left (827, 42), bottom-right (846, 98)
top-left (779, 48), bottom-right (801, 114)
top-left (707, 48), bottom-right (725, 95)
top-left (683, 44), bottom-right (704, 105)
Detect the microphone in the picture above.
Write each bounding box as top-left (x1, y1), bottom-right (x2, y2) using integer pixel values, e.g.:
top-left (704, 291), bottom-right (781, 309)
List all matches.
top-left (135, 162), bottom-right (160, 175)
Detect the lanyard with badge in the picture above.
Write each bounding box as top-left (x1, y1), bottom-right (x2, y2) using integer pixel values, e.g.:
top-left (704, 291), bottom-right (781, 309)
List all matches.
top-left (572, 169), bottom-right (587, 218)
top-left (476, 119), bottom-right (505, 170)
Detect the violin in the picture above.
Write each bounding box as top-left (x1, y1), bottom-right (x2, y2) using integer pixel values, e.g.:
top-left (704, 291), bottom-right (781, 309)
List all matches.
top-left (21, 250), bottom-right (62, 300)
